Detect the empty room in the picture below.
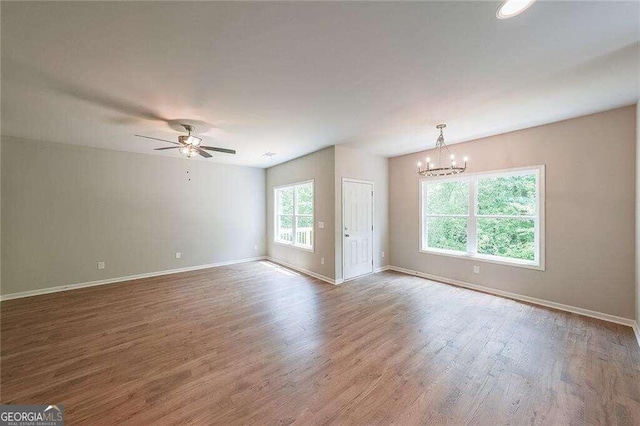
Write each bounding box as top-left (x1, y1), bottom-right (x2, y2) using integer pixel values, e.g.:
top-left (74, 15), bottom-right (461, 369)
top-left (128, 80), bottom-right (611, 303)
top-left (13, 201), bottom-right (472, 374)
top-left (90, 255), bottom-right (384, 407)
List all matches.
top-left (1, 1), bottom-right (639, 424)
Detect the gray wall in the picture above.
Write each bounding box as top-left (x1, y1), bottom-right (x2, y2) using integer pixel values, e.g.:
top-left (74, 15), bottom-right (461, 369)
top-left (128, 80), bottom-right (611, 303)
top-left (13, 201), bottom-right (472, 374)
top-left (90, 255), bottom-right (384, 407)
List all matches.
top-left (1, 136), bottom-right (266, 296)
top-left (334, 146), bottom-right (389, 281)
top-left (389, 106), bottom-right (637, 320)
top-left (266, 147), bottom-right (336, 279)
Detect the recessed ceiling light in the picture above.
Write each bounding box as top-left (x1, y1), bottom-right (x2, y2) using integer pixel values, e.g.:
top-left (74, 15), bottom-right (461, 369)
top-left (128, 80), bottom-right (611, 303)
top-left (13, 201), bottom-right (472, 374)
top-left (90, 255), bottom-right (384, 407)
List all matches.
top-left (496, 0), bottom-right (536, 19)
top-left (262, 152), bottom-right (277, 157)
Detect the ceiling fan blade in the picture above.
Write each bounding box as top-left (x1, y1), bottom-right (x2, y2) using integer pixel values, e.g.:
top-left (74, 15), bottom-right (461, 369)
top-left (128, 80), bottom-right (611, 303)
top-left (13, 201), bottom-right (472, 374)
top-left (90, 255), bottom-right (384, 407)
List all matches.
top-left (196, 148), bottom-right (212, 158)
top-left (134, 134), bottom-right (180, 145)
top-left (154, 146), bottom-right (180, 150)
top-left (199, 146), bottom-right (237, 154)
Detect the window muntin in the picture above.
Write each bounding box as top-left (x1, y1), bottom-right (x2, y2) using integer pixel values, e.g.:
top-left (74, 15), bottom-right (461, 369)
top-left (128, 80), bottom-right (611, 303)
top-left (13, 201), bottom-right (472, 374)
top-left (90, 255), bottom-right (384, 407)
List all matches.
top-left (275, 181), bottom-right (314, 250)
top-left (420, 167), bottom-right (543, 269)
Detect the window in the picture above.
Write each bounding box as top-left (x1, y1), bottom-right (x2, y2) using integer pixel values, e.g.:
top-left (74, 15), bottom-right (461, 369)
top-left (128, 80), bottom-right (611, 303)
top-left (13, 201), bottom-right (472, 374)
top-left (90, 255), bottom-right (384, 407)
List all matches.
top-left (420, 166), bottom-right (544, 269)
top-left (275, 181), bottom-right (314, 251)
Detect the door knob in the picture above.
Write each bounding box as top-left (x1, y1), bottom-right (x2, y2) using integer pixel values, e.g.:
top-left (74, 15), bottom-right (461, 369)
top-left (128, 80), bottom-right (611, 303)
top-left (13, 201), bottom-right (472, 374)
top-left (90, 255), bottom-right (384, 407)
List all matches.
top-left (345, 234), bottom-right (350, 237)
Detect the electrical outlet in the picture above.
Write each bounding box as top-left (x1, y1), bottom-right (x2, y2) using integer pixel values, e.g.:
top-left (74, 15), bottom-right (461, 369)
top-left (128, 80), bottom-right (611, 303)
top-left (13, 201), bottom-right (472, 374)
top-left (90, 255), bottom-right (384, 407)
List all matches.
top-left (97, 261), bottom-right (105, 270)
top-left (318, 221), bottom-right (324, 229)
top-left (382, 251), bottom-right (385, 258)
top-left (473, 265), bottom-right (480, 274)
top-left (321, 257), bottom-right (325, 265)
top-left (175, 252), bottom-right (182, 259)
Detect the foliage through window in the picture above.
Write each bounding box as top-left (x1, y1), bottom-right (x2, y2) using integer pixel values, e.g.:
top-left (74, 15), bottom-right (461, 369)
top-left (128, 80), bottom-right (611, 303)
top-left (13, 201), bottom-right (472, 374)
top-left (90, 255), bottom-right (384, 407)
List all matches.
top-left (421, 167), bottom-right (543, 268)
top-left (275, 181), bottom-right (314, 250)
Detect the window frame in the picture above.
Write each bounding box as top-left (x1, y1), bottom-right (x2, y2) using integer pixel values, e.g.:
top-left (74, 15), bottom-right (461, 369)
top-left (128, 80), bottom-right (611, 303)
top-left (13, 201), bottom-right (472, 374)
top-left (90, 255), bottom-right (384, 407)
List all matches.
top-left (274, 179), bottom-right (315, 252)
top-left (419, 165), bottom-right (545, 270)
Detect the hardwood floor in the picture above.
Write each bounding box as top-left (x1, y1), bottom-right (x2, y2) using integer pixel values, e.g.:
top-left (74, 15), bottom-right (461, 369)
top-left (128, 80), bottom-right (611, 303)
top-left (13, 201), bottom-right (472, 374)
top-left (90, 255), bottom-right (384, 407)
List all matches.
top-left (2, 261), bottom-right (639, 425)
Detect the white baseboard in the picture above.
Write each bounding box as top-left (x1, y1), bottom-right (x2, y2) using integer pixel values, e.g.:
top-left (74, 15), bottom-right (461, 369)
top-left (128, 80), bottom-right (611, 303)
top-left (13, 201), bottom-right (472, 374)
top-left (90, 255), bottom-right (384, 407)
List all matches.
top-left (387, 265), bottom-right (637, 329)
top-left (633, 322), bottom-right (640, 348)
top-left (0, 256), bottom-right (267, 301)
top-left (265, 257), bottom-right (340, 285)
top-left (374, 266), bottom-right (390, 273)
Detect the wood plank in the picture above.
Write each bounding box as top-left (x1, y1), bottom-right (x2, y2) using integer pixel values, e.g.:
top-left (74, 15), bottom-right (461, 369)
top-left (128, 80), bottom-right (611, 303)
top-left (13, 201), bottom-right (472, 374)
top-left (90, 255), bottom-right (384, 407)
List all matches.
top-left (2, 262), bottom-right (638, 425)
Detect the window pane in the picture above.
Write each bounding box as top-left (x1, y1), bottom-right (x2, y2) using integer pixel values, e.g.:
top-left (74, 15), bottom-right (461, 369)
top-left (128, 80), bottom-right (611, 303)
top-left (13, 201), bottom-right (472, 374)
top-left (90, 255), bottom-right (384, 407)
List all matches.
top-left (277, 188), bottom-right (294, 214)
top-left (277, 215), bottom-right (293, 243)
top-left (424, 181), bottom-right (469, 215)
top-left (425, 217), bottom-right (467, 252)
top-left (295, 216), bottom-right (314, 247)
top-left (477, 174), bottom-right (536, 216)
top-left (477, 218), bottom-right (535, 261)
top-left (296, 183), bottom-right (313, 215)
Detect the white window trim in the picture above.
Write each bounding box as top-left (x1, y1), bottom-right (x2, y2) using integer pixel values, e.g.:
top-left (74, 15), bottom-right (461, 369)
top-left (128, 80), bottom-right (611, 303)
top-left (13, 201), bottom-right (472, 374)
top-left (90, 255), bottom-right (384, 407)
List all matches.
top-left (274, 179), bottom-right (315, 253)
top-left (419, 165), bottom-right (545, 271)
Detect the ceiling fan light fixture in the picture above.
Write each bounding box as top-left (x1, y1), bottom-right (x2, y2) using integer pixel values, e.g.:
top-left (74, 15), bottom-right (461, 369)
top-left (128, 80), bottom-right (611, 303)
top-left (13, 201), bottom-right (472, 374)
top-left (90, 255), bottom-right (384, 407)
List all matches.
top-left (496, 0), bottom-right (536, 19)
top-left (179, 146), bottom-right (197, 158)
top-left (135, 121), bottom-right (235, 159)
top-left (186, 135), bottom-right (202, 146)
top-left (179, 135), bottom-right (202, 146)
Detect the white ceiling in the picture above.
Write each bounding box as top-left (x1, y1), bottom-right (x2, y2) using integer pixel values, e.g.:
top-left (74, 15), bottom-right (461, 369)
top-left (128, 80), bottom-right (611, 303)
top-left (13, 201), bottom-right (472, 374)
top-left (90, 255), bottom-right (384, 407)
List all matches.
top-left (2, 1), bottom-right (639, 168)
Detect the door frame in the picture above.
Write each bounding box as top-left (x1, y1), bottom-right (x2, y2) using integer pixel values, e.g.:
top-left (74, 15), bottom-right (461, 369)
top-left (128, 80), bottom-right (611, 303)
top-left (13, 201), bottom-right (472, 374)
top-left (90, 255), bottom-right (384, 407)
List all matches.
top-left (341, 177), bottom-right (375, 282)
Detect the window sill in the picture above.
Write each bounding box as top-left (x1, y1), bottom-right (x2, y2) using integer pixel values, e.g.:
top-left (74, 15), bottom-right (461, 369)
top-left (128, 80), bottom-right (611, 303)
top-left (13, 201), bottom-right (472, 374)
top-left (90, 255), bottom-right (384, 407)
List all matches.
top-left (419, 247), bottom-right (544, 271)
top-left (274, 241), bottom-right (315, 253)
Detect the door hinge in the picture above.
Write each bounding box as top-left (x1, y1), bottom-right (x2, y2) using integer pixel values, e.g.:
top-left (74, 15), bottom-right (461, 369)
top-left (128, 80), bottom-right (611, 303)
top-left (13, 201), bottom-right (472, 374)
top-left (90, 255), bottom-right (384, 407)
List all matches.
top-left (371, 191), bottom-right (373, 196)
top-left (371, 225), bottom-right (374, 231)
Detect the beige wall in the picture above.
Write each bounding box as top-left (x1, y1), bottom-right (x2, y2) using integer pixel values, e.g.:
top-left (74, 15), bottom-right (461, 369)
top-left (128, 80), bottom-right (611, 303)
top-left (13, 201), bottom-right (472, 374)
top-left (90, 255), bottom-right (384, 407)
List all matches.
top-left (389, 106), bottom-right (637, 319)
top-left (0, 138), bottom-right (2, 292)
top-left (1, 136), bottom-right (266, 296)
top-left (637, 101), bottom-right (640, 322)
top-left (266, 147), bottom-right (336, 279)
top-left (334, 146), bottom-right (389, 281)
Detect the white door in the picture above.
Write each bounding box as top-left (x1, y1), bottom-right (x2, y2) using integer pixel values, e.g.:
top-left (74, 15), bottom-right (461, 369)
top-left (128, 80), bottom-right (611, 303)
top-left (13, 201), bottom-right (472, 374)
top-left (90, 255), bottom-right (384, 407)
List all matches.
top-left (343, 179), bottom-right (374, 280)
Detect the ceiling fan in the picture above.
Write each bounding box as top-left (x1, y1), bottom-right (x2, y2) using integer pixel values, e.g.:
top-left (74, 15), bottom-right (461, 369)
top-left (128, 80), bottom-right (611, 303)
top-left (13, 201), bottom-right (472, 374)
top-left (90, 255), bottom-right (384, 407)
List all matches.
top-left (134, 124), bottom-right (236, 159)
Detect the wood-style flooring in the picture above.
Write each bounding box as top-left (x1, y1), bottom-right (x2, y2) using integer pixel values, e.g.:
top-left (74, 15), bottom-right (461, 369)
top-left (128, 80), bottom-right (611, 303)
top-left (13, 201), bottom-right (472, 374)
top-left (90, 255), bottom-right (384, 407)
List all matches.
top-left (2, 261), bottom-right (639, 425)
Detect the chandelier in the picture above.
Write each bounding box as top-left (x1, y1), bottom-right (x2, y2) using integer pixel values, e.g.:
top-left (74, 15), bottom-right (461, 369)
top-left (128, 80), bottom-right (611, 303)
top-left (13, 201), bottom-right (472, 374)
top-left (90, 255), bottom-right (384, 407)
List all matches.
top-left (417, 124), bottom-right (468, 177)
